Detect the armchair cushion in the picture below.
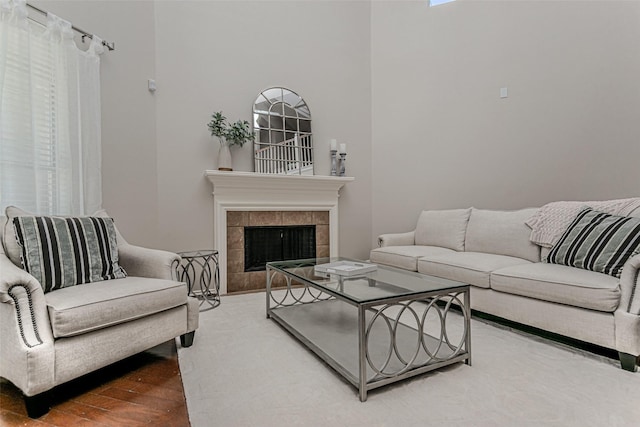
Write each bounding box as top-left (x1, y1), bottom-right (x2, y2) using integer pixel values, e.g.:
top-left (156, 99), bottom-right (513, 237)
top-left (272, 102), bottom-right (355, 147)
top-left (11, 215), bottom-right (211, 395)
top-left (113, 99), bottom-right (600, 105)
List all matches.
top-left (13, 215), bottom-right (126, 293)
top-left (3, 205), bottom-right (30, 266)
top-left (2, 206), bottom-right (126, 268)
top-left (45, 277), bottom-right (187, 338)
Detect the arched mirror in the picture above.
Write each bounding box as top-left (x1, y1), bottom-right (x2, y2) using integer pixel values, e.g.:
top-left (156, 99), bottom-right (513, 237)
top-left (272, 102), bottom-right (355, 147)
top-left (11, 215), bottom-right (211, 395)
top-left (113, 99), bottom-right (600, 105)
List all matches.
top-left (253, 87), bottom-right (313, 175)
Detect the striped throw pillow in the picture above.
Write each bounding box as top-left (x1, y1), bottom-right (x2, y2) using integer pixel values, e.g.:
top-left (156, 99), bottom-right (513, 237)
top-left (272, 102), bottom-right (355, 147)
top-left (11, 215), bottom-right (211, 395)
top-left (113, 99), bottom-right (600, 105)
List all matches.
top-left (546, 208), bottom-right (640, 278)
top-left (13, 216), bottom-right (127, 293)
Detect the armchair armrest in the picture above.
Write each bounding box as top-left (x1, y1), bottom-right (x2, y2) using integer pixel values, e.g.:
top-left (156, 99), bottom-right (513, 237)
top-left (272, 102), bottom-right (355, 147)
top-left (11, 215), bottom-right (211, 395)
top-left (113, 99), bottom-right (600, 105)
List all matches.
top-left (0, 254), bottom-right (53, 345)
top-left (0, 254), bottom-right (55, 395)
top-left (118, 243), bottom-right (181, 281)
top-left (0, 254), bottom-right (42, 301)
top-left (620, 253), bottom-right (640, 315)
top-left (378, 231), bottom-right (415, 247)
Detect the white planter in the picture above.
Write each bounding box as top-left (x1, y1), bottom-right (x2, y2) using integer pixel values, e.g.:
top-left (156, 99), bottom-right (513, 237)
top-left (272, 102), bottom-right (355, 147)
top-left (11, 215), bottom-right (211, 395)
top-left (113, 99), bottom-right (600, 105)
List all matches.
top-left (217, 140), bottom-right (232, 171)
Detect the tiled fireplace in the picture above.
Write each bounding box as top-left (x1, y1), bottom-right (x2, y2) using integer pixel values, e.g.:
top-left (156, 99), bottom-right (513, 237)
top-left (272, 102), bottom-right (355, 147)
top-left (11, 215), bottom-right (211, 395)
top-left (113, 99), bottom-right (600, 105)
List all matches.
top-left (205, 171), bottom-right (353, 294)
top-left (226, 210), bottom-right (330, 293)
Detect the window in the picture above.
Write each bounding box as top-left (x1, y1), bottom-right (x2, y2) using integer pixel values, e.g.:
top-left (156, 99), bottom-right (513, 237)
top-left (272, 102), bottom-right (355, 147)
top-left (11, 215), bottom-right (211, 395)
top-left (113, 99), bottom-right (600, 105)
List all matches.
top-left (430, 0), bottom-right (456, 7)
top-left (0, 4), bottom-right (103, 215)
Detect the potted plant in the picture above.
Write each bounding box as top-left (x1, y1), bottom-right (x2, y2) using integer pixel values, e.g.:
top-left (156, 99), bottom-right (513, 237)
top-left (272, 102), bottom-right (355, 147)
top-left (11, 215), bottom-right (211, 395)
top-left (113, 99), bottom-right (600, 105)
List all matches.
top-left (207, 111), bottom-right (255, 171)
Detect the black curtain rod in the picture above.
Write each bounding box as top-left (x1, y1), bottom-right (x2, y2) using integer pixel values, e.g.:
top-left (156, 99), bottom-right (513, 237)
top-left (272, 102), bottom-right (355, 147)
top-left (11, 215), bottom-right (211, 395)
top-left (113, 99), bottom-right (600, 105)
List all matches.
top-left (26, 2), bottom-right (115, 51)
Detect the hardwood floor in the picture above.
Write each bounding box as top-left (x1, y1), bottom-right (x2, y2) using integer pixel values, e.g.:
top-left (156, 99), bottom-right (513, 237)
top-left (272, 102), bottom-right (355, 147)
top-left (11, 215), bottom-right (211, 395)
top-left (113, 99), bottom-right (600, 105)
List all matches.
top-left (0, 340), bottom-right (190, 426)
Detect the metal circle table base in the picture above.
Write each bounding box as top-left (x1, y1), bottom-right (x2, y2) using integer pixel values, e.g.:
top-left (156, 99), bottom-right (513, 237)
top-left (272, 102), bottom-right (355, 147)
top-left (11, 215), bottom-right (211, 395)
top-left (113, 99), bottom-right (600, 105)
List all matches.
top-left (178, 250), bottom-right (220, 311)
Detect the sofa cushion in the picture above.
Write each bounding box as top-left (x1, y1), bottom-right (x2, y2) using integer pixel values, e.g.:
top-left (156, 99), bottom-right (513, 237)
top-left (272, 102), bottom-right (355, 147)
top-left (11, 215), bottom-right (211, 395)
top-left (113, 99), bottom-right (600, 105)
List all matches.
top-left (540, 246), bottom-right (551, 262)
top-left (525, 198), bottom-right (640, 248)
top-left (417, 252), bottom-right (532, 289)
top-left (546, 208), bottom-right (640, 278)
top-left (12, 215), bottom-right (127, 293)
top-left (45, 277), bottom-right (187, 338)
top-left (414, 208), bottom-right (471, 251)
top-left (491, 263), bottom-right (620, 312)
top-left (465, 208), bottom-right (540, 262)
top-left (370, 245), bottom-right (455, 272)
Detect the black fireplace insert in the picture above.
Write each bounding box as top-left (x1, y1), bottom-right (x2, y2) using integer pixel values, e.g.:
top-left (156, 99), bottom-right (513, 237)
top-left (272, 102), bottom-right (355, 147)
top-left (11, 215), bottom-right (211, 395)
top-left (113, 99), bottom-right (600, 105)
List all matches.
top-left (244, 225), bottom-right (316, 272)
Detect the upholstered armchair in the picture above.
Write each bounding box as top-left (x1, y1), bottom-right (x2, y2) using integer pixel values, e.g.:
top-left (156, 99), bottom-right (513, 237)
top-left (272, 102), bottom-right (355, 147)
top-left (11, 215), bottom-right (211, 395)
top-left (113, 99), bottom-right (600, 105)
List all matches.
top-left (0, 209), bottom-right (199, 418)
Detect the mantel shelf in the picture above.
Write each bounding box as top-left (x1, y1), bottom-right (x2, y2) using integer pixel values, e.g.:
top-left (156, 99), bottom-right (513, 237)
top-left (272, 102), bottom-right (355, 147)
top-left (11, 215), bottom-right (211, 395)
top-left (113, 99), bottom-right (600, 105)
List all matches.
top-left (205, 170), bottom-right (354, 192)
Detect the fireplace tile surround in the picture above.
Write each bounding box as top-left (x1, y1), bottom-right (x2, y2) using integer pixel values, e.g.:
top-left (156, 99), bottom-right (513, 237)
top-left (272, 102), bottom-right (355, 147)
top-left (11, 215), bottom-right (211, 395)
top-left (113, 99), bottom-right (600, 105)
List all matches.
top-left (205, 171), bottom-right (353, 294)
top-left (227, 210), bottom-right (330, 293)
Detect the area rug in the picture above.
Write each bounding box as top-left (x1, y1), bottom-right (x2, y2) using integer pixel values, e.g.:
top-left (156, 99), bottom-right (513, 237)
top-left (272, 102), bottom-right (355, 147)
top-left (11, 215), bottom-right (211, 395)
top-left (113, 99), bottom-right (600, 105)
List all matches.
top-left (178, 292), bottom-right (640, 427)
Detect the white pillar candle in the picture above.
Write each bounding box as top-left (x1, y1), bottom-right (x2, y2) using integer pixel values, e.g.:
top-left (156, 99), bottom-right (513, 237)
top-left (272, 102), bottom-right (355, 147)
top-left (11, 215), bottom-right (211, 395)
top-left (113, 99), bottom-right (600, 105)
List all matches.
top-left (339, 143), bottom-right (347, 154)
top-left (330, 139), bottom-right (337, 151)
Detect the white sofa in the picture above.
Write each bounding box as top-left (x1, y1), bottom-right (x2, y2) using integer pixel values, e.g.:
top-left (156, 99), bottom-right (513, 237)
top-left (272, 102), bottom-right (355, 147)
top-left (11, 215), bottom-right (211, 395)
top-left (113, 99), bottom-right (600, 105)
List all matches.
top-left (0, 211), bottom-right (200, 418)
top-left (370, 207), bottom-right (640, 371)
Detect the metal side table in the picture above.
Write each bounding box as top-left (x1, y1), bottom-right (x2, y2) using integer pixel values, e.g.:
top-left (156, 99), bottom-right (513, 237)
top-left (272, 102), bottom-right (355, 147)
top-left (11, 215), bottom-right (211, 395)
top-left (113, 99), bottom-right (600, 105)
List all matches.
top-left (177, 250), bottom-right (220, 311)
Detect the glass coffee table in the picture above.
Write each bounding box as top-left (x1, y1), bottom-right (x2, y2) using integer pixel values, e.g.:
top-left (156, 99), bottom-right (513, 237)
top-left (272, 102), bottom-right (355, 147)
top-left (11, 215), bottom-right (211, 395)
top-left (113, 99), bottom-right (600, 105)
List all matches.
top-left (266, 257), bottom-right (471, 401)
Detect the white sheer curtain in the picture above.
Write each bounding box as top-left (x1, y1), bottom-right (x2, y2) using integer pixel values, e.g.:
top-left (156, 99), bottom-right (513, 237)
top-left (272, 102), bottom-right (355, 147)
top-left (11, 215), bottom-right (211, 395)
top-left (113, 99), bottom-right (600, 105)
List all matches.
top-left (0, 0), bottom-right (104, 216)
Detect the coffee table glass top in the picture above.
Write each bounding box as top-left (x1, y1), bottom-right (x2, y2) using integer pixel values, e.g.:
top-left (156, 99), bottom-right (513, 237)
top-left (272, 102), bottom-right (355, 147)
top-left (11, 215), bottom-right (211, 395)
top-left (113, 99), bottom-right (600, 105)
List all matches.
top-left (267, 257), bottom-right (467, 304)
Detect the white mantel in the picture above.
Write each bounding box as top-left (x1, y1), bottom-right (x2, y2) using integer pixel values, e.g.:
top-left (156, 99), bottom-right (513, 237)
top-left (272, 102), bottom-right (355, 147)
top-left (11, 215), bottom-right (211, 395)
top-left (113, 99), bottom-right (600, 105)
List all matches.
top-left (205, 171), bottom-right (353, 294)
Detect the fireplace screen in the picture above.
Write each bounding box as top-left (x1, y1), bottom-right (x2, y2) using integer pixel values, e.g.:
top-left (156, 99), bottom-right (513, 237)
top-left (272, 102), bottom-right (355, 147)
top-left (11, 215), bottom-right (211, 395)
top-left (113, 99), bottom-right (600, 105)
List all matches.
top-left (244, 225), bottom-right (316, 272)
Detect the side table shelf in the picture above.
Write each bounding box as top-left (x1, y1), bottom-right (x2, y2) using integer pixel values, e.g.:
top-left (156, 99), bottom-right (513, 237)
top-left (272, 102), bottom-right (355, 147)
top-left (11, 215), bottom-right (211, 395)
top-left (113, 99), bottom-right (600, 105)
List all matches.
top-left (177, 250), bottom-right (220, 311)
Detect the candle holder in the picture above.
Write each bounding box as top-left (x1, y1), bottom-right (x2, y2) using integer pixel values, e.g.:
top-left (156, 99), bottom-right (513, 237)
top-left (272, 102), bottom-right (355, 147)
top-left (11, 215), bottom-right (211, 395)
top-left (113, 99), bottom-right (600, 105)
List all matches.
top-left (339, 152), bottom-right (347, 177)
top-left (330, 149), bottom-right (338, 176)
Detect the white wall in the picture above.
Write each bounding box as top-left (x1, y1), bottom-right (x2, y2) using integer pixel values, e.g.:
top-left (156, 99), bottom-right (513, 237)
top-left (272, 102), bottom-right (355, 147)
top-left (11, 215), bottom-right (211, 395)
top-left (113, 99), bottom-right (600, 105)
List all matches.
top-left (26, 1), bottom-right (640, 259)
top-left (153, 1), bottom-right (372, 258)
top-left (371, 0), bottom-right (640, 242)
top-left (34, 0), bottom-right (373, 259)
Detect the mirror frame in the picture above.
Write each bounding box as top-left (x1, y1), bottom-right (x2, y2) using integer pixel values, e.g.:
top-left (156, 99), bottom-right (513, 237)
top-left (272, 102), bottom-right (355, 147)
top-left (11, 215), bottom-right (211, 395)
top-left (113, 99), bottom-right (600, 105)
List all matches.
top-left (253, 87), bottom-right (313, 175)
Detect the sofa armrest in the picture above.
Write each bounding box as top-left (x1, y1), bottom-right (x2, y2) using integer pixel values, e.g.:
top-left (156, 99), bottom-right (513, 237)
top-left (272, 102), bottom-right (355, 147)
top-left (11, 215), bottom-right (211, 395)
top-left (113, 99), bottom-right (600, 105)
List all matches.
top-left (619, 253), bottom-right (640, 315)
top-left (378, 231), bottom-right (415, 247)
top-left (118, 243), bottom-right (181, 281)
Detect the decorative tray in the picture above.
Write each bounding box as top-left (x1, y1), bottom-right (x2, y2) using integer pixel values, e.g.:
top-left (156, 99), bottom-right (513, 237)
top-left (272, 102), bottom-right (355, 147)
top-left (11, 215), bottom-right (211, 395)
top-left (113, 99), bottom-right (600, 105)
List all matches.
top-left (314, 261), bottom-right (377, 277)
